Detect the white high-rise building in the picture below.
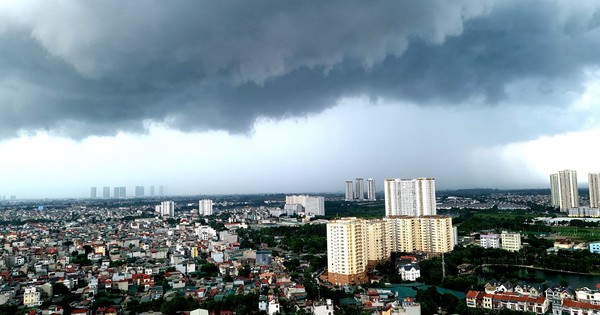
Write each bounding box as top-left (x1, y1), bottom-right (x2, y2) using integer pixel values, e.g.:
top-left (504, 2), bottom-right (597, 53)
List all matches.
top-left (384, 178), bottom-right (436, 217)
top-left (589, 173), bottom-right (600, 208)
top-left (550, 174), bottom-right (560, 208)
top-left (103, 187), bottom-right (110, 199)
top-left (135, 186), bottom-right (145, 197)
top-left (199, 199), bottom-right (213, 216)
top-left (367, 178), bottom-right (376, 201)
top-left (285, 195), bottom-right (325, 216)
top-left (156, 201), bottom-right (175, 217)
top-left (355, 178), bottom-right (364, 200)
top-left (550, 170), bottom-right (579, 212)
top-left (90, 187), bottom-right (97, 199)
top-left (344, 180), bottom-right (354, 201)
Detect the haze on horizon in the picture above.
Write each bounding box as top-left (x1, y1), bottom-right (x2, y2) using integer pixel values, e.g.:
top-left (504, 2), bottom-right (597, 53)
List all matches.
top-left (1, 1), bottom-right (600, 199)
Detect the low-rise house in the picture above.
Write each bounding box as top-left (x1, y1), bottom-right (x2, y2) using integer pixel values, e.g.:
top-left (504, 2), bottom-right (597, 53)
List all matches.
top-left (23, 286), bottom-right (42, 307)
top-left (552, 298), bottom-right (600, 315)
top-left (576, 287), bottom-right (600, 305)
top-left (466, 290), bottom-right (549, 314)
top-left (399, 263), bottom-right (420, 282)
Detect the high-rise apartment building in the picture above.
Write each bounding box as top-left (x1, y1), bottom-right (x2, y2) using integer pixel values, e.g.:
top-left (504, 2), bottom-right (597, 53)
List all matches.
top-left (384, 178), bottom-right (436, 217)
top-left (119, 187), bottom-right (126, 198)
top-left (135, 186), bottom-right (145, 197)
top-left (589, 173), bottom-right (600, 208)
top-left (384, 216), bottom-right (454, 254)
top-left (345, 180), bottom-right (354, 201)
top-left (326, 217), bottom-right (369, 285)
top-left (550, 170), bottom-right (579, 211)
top-left (90, 187), bottom-right (97, 199)
top-left (103, 187), bottom-right (110, 199)
top-left (156, 201), bottom-right (175, 217)
top-left (355, 178), bottom-right (364, 200)
top-left (285, 195), bottom-right (325, 216)
top-left (364, 219), bottom-right (389, 265)
top-left (549, 174), bottom-right (560, 208)
top-left (367, 178), bottom-right (376, 201)
top-left (114, 187), bottom-right (120, 198)
top-left (199, 199), bottom-right (213, 216)
top-left (325, 215), bottom-right (453, 285)
top-left (150, 185), bottom-right (155, 196)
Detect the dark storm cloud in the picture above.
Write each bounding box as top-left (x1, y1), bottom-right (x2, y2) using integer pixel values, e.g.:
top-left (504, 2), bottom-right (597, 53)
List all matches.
top-left (0, 0), bottom-right (599, 138)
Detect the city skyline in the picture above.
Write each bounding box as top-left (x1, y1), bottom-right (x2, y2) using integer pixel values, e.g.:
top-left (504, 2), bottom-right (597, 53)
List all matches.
top-left (2, 2), bottom-right (600, 198)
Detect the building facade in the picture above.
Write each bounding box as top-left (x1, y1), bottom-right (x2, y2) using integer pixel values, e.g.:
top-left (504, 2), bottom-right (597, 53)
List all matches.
top-left (156, 201), bottom-right (175, 217)
top-left (355, 178), bottom-right (364, 200)
top-left (326, 215), bottom-right (453, 285)
top-left (199, 199), bottom-right (213, 216)
top-left (326, 217), bottom-right (369, 285)
top-left (103, 186), bottom-right (110, 199)
top-left (367, 178), bottom-right (376, 201)
top-left (285, 195), bottom-right (325, 216)
top-left (550, 170), bottom-right (579, 212)
top-left (384, 178), bottom-right (436, 217)
top-left (590, 173), bottom-right (600, 209)
top-left (345, 180), bottom-right (354, 201)
top-left (135, 186), bottom-right (145, 197)
top-left (480, 234), bottom-right (501, 249)
top-left (23, 286), bottom-right (42, 307)
top-left (501, 231), bottom-right (522, 252)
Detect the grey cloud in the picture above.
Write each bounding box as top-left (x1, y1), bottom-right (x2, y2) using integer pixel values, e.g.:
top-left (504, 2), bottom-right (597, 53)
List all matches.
top-left (0, 0), bottom-right (599, 139)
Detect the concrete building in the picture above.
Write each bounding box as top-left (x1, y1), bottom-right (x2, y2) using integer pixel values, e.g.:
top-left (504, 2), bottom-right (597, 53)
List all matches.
top-left (345, 180), bottom-right (354, 201)
top-left (550, 170), bottom-right (579, 212)
top-left (103, 186), bottom-right (110, 199)
top-left (23, 286), bottom-right (42, 307)
top-left (501, 231), bottom-right (522, 252)
top-left (590, 241), bottom-right (600, 254)
top-left (326, 217), bottom-right (368, 285)
top-left (384, 178), bottom-right (436, 217)
top-left (365, 219), bottom-right (387, 266)
top-left (589, 173), bottom-right (600, 208)
top-left (367, 178), bottom-right (376, 201)
top-left (135, 186), bottom-right (145, 197)
top-left (312, 299), bottom-right (334, 315)
top-left (355, 178), bottom-right (364, 200)
top-left (285, 195), bottom-right (325, 216)
top-left (156, 201), bottom-right (175, 217)
top-left (480, 234), bottom-right (501, 249)
top-left (399, 263), bottom-right (421, 282)
top-left (384, 216), bottom-right (454, 254)
top-left (326, 215), bottom-right (454, 285)
top-left (199, 199), bottom-right (213, 216)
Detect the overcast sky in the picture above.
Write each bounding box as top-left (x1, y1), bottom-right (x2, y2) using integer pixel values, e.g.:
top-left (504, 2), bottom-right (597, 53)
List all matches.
top-left (1, 1), bottom-right (600, 199)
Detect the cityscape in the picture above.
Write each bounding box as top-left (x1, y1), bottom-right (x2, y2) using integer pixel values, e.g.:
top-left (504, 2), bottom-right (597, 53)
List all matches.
top-left (1, 1), bottom-right (600, 315)
top-left (0, 173), bottom-right (598, 314)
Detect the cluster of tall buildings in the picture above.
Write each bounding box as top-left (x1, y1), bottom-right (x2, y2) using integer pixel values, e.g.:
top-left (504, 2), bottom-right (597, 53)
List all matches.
top-left (327, 177), bottom-right (455, 285)
top-left (549, 170), bottom-right (600, 211)
top-left (326, 216), bottom-right (455, 285)
top-left (90, 185), bottom-right (165, 199)
top-left (344, 178), bottom-right (376, 201)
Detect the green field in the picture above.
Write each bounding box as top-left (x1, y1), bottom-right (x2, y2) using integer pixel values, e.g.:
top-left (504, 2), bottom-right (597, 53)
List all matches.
top-left (551, 226), bottom-right (600, 241)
